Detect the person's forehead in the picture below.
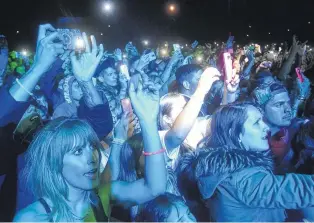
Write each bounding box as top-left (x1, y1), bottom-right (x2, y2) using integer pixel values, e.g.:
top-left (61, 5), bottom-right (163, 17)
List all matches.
top-left (269, 92), bottom-right (290, 104)
top-left (105, 67), bottom-right (115, 72)
top-left (245, 106), bottom-right (262, 122)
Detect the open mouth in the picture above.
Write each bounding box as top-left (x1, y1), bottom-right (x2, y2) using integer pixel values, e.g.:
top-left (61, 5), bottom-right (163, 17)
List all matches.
top-left (262, 131), bottom-right (271, 140)
top-left (84, 168), bottom-right (98, 179)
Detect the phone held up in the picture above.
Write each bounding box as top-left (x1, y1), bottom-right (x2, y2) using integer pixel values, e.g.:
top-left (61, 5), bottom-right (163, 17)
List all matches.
top-left (46, 29), bottom-right (84, 51)
top-left (121, 98), bottom-right (133, 114)
top-left (295, 67), bottom-right (304, 83)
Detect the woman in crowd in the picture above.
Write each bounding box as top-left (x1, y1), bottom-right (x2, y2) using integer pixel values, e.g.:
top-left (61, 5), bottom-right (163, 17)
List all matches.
top-left (184, 101), bottom-right (314, 222)
top-left (14, 30), bottom-right (167, 222)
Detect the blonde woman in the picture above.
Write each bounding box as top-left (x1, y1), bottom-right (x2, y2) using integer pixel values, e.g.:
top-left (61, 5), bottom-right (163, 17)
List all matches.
top-left (14, 29), bottom-right (166, 222)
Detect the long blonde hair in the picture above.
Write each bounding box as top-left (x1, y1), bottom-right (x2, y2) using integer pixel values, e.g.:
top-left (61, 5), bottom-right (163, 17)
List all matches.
top-left (23, 118), bottom-right (102, 222)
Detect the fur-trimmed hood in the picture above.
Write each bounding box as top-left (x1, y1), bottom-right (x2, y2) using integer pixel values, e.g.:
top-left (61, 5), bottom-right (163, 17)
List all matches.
top-left (196, 146), bottom-right (274, 200)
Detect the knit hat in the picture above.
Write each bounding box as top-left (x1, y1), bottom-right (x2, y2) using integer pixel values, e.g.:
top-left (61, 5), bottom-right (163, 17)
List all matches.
top-left (252, 81), bottom-right (288, 106)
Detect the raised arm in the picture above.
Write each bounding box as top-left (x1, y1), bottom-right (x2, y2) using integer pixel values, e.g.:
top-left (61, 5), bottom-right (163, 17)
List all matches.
top-left (278, 36), bottom-right (306, 81)
top-left (103, 77), bottom-right (167, 206)
top-left (164, 67), bottom-right (221, 151)
top-left (237, 168), bottom-right (314, 209)
top-left (10, 24), bottom-right (64, 102)
top-left (71, 33), bottom-right (103, 108)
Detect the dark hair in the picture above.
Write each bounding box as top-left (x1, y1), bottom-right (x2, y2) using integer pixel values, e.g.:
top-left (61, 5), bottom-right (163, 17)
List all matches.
top-left (129, 56), bottom-right (140, 67)
top-left (118, 133), bottom-right (144, 182)
top-left (205, 101), bottom-right (261, 149)
top-left (205, 80), bottom-right (224, 109)
top-left (175, 64), bottom-right (202, 85)
top-left (248, 71), bottom-right (275, 94)
top-left (94, 58), bottom-right (116, 78)
top-left (136, 193), bottom-right (186, 222)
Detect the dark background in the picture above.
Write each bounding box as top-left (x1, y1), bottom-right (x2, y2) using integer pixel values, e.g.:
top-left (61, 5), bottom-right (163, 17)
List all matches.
top-left (1, 0), bottom-right (314, 51)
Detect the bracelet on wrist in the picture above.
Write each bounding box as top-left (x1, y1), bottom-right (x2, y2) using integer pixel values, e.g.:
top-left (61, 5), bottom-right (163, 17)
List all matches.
top-left (16, 78), bottom-right (33, 96)
top-left (142, 148), bottom-right (166, 156)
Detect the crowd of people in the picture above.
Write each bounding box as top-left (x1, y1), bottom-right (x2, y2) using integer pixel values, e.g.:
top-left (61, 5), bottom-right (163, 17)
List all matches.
top-left (1, 23), bottom-right (314, 222)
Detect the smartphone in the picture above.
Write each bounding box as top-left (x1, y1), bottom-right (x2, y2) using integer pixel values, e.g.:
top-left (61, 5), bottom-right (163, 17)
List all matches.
top-left (223, 52), bottom-right (233, 81)
top-left (173, 44), bottom-right (181, 52)
top-left (46, 29), bottom-right (83, 50)
top-left (120, 64), bottom-right (130, 80)
top-left (295, 67), bottom-right (304, 83)
top-left (121, 98), bottom-right (133, 114)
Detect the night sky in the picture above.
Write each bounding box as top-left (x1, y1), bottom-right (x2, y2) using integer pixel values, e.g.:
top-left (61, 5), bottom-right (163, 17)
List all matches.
top-left (1, 0), bottom-right (314, 51)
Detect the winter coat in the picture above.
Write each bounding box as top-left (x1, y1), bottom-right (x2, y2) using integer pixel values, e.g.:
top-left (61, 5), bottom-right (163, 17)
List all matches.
top-left (196, 146), bottom-right (314, 222)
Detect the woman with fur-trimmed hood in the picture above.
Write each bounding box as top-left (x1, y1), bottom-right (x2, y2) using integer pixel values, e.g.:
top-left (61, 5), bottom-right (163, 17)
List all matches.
top-left (178, 102), bottom-right (314, 222)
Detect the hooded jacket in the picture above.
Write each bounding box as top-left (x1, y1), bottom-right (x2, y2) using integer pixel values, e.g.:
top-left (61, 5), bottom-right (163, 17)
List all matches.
top-left (196, 146), bottom-right (314, 222)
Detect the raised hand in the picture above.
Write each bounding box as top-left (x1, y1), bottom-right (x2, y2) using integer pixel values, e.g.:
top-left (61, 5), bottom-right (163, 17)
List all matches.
top-left (182, 55), bottom-right (193, 65)
top-left (33, 24), bottom-right (65, 72)
top-left (226, 71), bottom-right (240, 93)
top-left (129, 77), bottom-right (159, 123)
top-left (71, 33), bottom-right (104, 82)
top-left (296, 72), bottom-right (311, 99)
top-left (125, 42), bottom-right (139, 57)
top-left (292, 35), bottom-right (307, 56)
top-left (114, 48), bottom-right (123, 61)
top-left (114, 112), bottom-right (133, 141)
top-left (196, 67), bottom-right (221, 95)
top-left (170, 50), bottom-right (184, 65)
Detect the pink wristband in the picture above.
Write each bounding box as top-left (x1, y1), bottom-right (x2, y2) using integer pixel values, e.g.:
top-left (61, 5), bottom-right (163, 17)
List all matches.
top-left (142, 148), bottom-right (166, 156)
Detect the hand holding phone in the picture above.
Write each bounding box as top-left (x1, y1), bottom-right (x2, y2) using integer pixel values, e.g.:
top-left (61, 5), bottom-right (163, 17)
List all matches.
top-left (295, 67), bottom-right (304, 83)
top-left (223, 52), bottom-right (233, 81)
top-left (173, 44), bottom-right (181, 52)
top-left (121, 98), bottom-right (133, 114)
top-left (136, 52), bottom-right (156, 71)
top-left (47, 29), bottom-right (83, 51)
top-left (120, 64), bottom-right (130, 80)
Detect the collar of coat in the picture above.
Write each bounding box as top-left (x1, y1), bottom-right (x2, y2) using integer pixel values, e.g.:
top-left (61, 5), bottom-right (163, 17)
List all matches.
top-left (196, 146), bottom-right (274, 200)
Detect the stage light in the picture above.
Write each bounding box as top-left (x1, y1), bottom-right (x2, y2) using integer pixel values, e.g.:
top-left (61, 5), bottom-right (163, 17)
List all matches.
top-left (16, 31), bottom-right (19, 34)
top-left (185, 44), bottom-right (188, 47)
top-left (287, 29), bottom-right (290, 32)
top-left (21, 50), bottom-right (27, 56)
top-left (308, 21), bottom-right (311, 24)
top-left (108, 25), bottom-right (111, 28)
top-left (169, 4), bottom-right (175, 12)
top-left (268, 32), bottom-right (271, 35)
top-left (123, 54), bottom-right (127, 58)
top-left (143, 40), bottom-right (149, 46)
top-left (246, 34), bottom-right (249, 37)
top-left (165, 43), bottom-right (168, 47)
top-left (249, 25), bottom-right (252, 28)
top-left (197, 56), bottom-right (203, 62)
top-left (101, 33), bottom-right (103, 36)
top-left (166, 2), bottom-right (179, 15)
top-left (161, 49), bottom-right (167, 55)
top-left (103, 2), bottom-right (112, 12)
